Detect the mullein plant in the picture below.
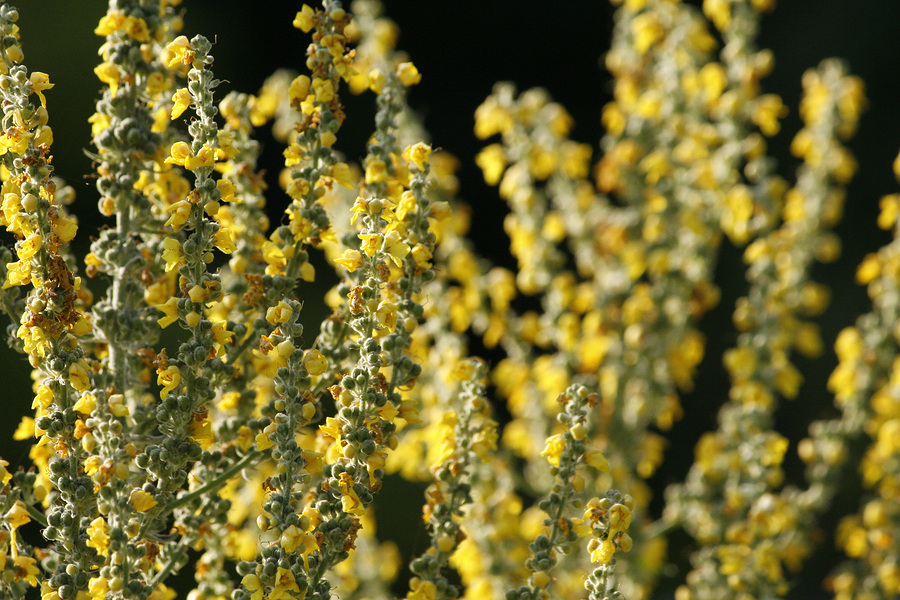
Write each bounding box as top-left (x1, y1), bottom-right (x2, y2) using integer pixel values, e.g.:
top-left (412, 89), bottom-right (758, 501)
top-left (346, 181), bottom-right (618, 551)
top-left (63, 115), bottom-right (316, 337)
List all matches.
top-left (1, 0), bottom-right (899, 600)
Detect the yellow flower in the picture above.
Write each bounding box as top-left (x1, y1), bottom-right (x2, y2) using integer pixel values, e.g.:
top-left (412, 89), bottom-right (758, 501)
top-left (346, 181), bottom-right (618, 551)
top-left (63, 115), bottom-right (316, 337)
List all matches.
top-left (256, 423), bottom-right (276, 451)
top-left (94, 62), bottom-right (120, 96)
top-left (365, 159), bottom-right (387, 184)
top-left (280, 524), bottom-right (305, 553)
top-left (540, 433), bottom-right (566, 467)
top-left (338, 472), bottom-right (365, 516)
top-left (358, 233), bottom-right (383, 257)
top-left (86, 516), bottom-right (110, 557)
top-left (266, 300), bottom-right (293, 325)
top-left (334, 249), bottom-right (363, 272)
top-left (584, 447), bottom-right (609, 473)
top-left (408, 578), bottom-right (437, 600)
top-left (319, 416), bottom-right (342, 441)
top-left (88, 576), bottom-right (109, 600)
top-left (6, 499), bottom-right (30, 529)
top-left (14, 555), bottom-right (40, 587)
top-left (190, 414), bottom-right (213, 449)
top-left (376, 301), bottom-right (398, 331)
top-left (411, 244), bottom-right (432, 271)
top-left (73, 393), bottom-right (98, 415)
top-left (68, 359), bottom-right (92, 392)
top-left (216, 178), bottom-right (238, 202)
top-left (162, 237), bottom-right (185, 272)
top-left (213, 228), bottom-right (237, 254)
top-left (33, 385), bottom-right (54, 411)
top-left (157, 365), bottom-right (181, 399)
top-left (13, 416), bottom-right (34, 440)
top-left (216, 130), bottom-right (238, 160)
top-left (236, 425), bottom-right (254, 452)
top-left (53, 215), bottom-right (77, 242)
top-left (590, 539), bottom-right (616, 564)
top-left (289, 74), bottom-right (311, 105)
top-left (312, 77), bottom-right (334, 103)
top-left (185, 145), bottom-right (216, 171)
top-left (129, 489), bottom-right (158, 512)
top-left (166, 35), bottom-right (194, 68)
top-left (165, 141), bottom-right (193, 167)
top-left (303, 349), bottom-right (327, 376)
top-left (403, 142), bottom-right (432, 171)
top-left (302, 448), bottom-right (324, 474)
top-left (164, 200), bottom-right (191, 231)
top-left (0, 127), bottom-right (32, 156)
top-left (382, 230), bottom-right (410, 266)
top-left (147, 583), bottom-right (176, 600)
top-left (156, 298), bottom-right (179, 329)
top-left (300, 261), bottom-right (315, 282)
top-left (241, 574), bottom-right (264, 600)
top-left (332, 162), bottom-right (354, 188)
top-left (0, 459), bottom-right (11, 485)
top-left (16, 234), bottom-right (41, 261)
top-left (123, 16), bottom-right (150, 42)
top-left (4, 259), bottom-right (31, 288)
top-left (94, 11), bottom-right (125, 36)
top-left (397, 62), bottom-right (421, 86)
top-left (293, 5), bottom-right (316, 32)
top-left (270, 567), bottom-right (300, 600)
top-left (171, 88), bottom-right (191, 119)
top-left (29, 72), bottom-right (54, 108)
top-left (752, 94), bottom-right (789, 137)
top-left (211, 320), bottom-right (234, 355)
top-left (5, 44), bottom-right (23, 64)
top-left (475, 144), bottom-right (506, 186)
top-left (368, 68), bottom-right (386, 94)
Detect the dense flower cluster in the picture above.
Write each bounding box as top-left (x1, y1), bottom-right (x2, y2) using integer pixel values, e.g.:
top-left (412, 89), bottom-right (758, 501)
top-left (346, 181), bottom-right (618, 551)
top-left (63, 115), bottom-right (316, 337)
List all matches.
top-left (0, 1), bottom-right (898, 600)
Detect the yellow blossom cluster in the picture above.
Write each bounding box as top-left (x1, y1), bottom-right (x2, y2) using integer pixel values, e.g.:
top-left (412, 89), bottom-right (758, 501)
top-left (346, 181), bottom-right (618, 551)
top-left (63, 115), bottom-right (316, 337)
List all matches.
top-left (3, 1), bottom-right (900, 600)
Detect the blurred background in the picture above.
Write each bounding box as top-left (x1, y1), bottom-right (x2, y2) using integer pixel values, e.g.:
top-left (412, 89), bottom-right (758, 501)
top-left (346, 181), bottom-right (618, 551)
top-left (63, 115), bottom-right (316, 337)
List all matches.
top-left (4, 1), bottom-right (900, 598)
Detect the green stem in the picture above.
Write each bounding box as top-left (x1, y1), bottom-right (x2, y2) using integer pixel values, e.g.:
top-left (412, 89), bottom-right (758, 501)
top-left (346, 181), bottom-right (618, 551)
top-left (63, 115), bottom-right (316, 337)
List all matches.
top-left (162, 450), bottom-right (262, 517)
top-left (139, 450), bottom-right (262, 538)
top-left (24, 501), bottom-right (48, 527)
top-left (150, 539), bottom-right (186, 587)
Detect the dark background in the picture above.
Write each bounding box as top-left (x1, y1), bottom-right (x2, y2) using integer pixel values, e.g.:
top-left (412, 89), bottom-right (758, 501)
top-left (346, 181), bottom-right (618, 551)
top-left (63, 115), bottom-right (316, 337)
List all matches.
top-left (4, 1), bottom-right (900, 598)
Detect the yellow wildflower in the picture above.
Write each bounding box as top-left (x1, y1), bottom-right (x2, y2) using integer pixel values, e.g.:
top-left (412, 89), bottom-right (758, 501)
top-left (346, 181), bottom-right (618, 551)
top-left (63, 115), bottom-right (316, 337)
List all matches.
top-left (94, 62), bottom-right (120, 96)
top-left (86, 516), bottom-right (110, 557)
top-left (68, 359), bottom-right (91, 392)
top-left (0, 458), bottom-right (11, 485)
top-left (214, 228), bottom-right (237, 254)
top-left (164, 200), bottom-right (191, 231)
top-left (312, 77), bottom-right (334, 103)
top-left (129, 489), bottom-right (158, 512)
top-left (303, 349), bottom-right (327, 376)
top-left (73, 393), bottom-right (97, 415)
top-left (166, 35), bottom-right (194, 68)
top-left (162, 237), bottom-right (185, 272)
top-left (266, 301), bottom-right (293, 325)
top-left (475, 144), bottom-right (506, 185)
top-left (14, 555), bottom-right (39, 587)
top-left (241, 574), bottom-right (264, 600)
top-left (334, 249), bottom-right (363, 272)
top-left (29, 72), bottom-right (54, 108)
top-left (171, 88), bottom-right (191, 119)
top-left (403, 142), bottom-right (432, 171)
top-left (397, 61), bottom-right (421, 86)
top-left (293, 5), bottom-right (316, 32)
top-left (216, 178), bottom-right (238, 202)
top-left (270, 567), bottom-right (300, 600)
top-left (157, 365), bottom-right (181, 399)
top-left (94, 11), bottom-right (125, 36)
top-left (541, 433), bottom-right (566, 467)
top-left (165, 141), bottom-right (192, 167)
